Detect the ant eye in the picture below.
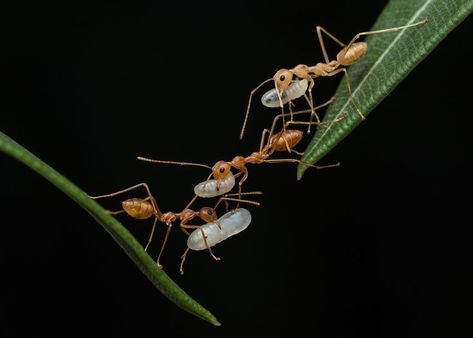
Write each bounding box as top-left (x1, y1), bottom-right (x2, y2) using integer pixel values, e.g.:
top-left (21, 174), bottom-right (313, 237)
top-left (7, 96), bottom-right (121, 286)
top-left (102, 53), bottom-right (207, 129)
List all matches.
top-left (207, 209), bottom-right (213, 215)
top-left (219, 166), bottom-right (225, 173)
top-left (279, 75), bottom-right (285, 81)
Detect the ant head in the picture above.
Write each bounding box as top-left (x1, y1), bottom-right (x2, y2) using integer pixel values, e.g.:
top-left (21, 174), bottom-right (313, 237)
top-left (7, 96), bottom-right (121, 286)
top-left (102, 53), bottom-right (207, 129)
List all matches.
top-left (273, 69), bottom-right (293, 91)
top-left (212, 160), bottom-right (231, 180)
top-left (200, 207), bottom-right (218, 223)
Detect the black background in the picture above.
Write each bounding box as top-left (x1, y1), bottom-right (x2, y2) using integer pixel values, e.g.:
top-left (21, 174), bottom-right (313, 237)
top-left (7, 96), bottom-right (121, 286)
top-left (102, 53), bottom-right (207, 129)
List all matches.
top-left (1, 1), bottom-right (472, 337)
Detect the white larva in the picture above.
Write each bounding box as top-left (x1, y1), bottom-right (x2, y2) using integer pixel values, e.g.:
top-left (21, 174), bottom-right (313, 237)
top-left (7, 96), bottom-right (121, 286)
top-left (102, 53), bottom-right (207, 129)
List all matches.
top-left (187, 208), bottom-right (251, 251)
top-left (193, 171), bottom-right (236, 198)
top-left (261, 78), bottom-right (309, 108)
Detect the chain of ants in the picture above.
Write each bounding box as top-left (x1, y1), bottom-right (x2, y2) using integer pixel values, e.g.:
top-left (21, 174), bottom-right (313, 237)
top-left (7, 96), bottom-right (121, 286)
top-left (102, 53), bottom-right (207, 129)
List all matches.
top-left (90, 19), bottom-right (427, 274)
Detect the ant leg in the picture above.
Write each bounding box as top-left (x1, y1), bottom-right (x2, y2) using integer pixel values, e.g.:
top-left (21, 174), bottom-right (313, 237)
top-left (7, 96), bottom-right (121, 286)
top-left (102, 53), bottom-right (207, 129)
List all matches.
top-left (178, 228), bottom-right (223, 274)
top-left (213, 191), bottom-right (263, 219)
top-left (283, 103), bottom-right (293, 152)
top-left (180, 248), bottom-right (190, 275)
top-left (106, 209), bottom-right (126, 216)
top-left (213, 191), bottom-right (263, 211)
top-left (139, 195), bottom-right (161, 237)
top-left (178, 224), bottom-right (198, 275)
top-left (236, 168), bottom-right (249, 207)
top-left (343, 19), bottom-right (428, 57)
top-left (276, 89), bottom-right (288, 136)
top-left (263, 158), bottom-right (340, 170)
top-left (180, 227), bottom-right (190, 236)
top-left (144, 216), bottom-right (158, 252)
top-left (180, 224), bottom-right (220, 261)
top-left (288, 99), bottom-right (294, 122)
top-left (155, 221), bottom-right (173, 268)
top-left (259, 128), bottom-right (271, 152)
top-left (325, 68), bottom-right (364, 120)
top-left (304, 78), bottom-right (320, 135)
top-left (269, 96), bottom-right (336, 139)
top-left (240, 78), bottom-right (274, 140)
top-left (201, 228), bottom-right (220, 261)
top-left (89, 182), bottom-right (153, 200)
top-left (183, 171), bottom-right (213, 210)
top-left (316, 26), bottom-right (347, 63)
top-left (284, 111), bottom-right (347, 129)
top-left (213, 196), bottom-right (260, 210)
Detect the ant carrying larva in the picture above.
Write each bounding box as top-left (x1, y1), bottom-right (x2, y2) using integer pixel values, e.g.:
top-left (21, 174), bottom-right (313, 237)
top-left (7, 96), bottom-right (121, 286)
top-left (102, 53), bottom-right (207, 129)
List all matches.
top-left (240, 18), bottom-right (428, 139)
top-left (138, 103), bottom-right (342, 202)
top-left (89, 183), bottom-right (261, 268)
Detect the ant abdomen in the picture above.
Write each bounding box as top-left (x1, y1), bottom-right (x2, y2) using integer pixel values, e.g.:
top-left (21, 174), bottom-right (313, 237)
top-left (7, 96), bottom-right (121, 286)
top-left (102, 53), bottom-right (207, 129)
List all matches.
top-left (122, 198), bottom-right (155, 219)
top-left (271, 130), bottom-right (303, 152)
top-left (337, 42), bottom-right (367, 66)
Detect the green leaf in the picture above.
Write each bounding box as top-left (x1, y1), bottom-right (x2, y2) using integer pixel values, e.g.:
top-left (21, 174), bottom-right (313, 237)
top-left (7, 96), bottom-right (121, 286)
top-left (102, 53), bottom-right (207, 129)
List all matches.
top-left (298, 0), bottom-right (473, 179)
top-left (0, 131), bottom-right (220, 326)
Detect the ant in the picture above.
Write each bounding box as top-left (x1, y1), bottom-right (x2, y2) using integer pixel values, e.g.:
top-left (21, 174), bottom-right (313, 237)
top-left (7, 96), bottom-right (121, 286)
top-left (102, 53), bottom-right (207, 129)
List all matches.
top-left (240, 18), bottom-right (428, 139)
top-left (138, 104), bottom-right (342, 201)
top-left (89, 183), bottom-right (260, 268)
top-left (226, 111), bottom-right (341, 198)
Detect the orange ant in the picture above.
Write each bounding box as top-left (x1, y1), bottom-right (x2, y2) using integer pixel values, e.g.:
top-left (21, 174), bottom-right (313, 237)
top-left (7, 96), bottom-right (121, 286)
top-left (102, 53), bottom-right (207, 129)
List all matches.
top-left (89, 183), bottom-right (261, 268)
top-left (240, 18), bottom-right (428, 139)
top-left (138, 104), bottom-right (343, 201)
top-left (227, 111), bottom-right (342, 198)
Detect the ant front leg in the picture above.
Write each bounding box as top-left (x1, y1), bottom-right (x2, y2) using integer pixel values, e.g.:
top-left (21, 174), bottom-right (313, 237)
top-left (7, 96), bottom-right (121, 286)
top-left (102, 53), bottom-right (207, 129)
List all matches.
top-left (180, 224), bottom-right (221, 262)
top-left (235, 167), bottom-right (249, 206)
top-left (241, 78), bottom-right (274, 140)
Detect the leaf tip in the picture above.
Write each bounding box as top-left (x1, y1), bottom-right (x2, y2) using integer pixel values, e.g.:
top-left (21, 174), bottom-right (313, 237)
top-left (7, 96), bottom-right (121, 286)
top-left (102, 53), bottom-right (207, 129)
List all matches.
top-left (296, 165), bottom-right (306, 180)
top-left (209, 317), bottom-right (221, 326)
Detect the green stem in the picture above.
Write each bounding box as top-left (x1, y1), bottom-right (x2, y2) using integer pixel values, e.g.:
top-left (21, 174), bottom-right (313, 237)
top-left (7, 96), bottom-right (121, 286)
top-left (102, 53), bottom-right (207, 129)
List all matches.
top-left (0, 131), bottom-right (220, 326)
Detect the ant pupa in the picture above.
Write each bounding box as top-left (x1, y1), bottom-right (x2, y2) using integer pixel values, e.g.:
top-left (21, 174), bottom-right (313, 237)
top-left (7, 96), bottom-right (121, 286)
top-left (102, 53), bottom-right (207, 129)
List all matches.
top-left (240, 18), bottom-right (428, 139)
top-left (179, 207), bottom-right (252, 275)
top-left (89, 183), bottom-right (261, 268)
top-left (260, 79), bottom-right (309, 109)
